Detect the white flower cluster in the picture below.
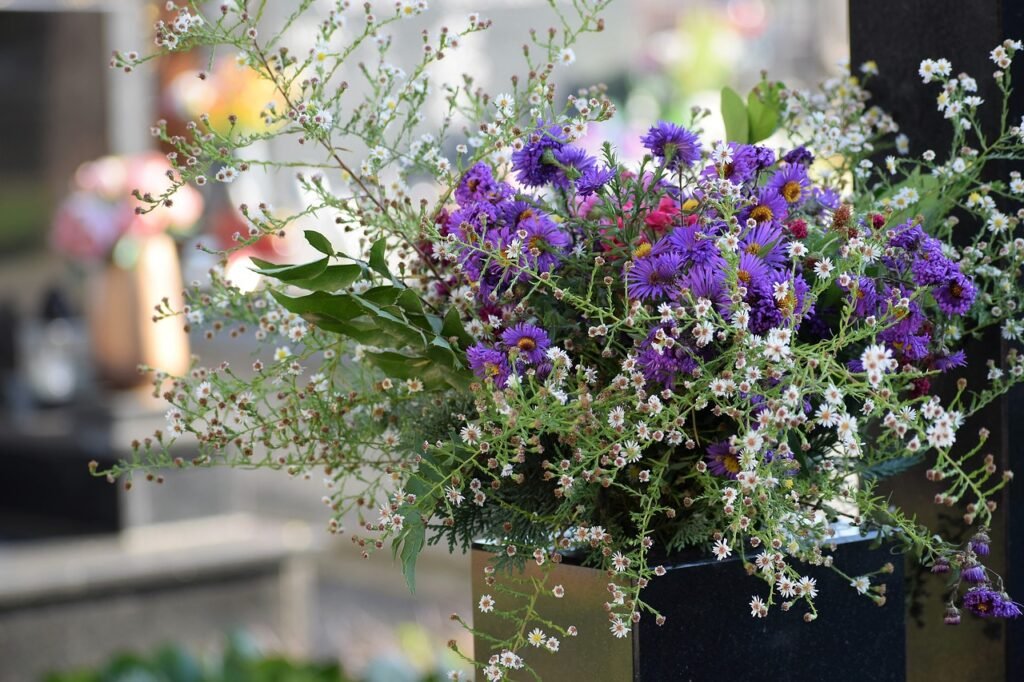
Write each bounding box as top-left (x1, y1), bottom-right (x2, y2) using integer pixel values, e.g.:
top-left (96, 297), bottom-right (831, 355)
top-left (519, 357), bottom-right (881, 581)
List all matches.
top-left (155, 5), bottom-right (203, 50)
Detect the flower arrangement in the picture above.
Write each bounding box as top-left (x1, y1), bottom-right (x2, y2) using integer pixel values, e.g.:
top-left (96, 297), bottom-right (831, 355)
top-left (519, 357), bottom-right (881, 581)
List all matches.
top-left (51, 152), bottom-right (203, 265)
top-left (102, 2), bottom-right (1024, 679)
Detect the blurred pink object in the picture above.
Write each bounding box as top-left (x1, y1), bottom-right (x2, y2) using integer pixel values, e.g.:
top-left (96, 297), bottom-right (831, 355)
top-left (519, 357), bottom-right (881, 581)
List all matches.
top-left (50, 152), bottom-right (203, 262)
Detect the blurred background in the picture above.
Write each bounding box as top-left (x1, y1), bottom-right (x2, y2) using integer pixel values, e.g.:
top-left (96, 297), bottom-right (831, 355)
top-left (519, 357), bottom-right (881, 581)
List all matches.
top-left (0, 1), bottom-right (846, 680)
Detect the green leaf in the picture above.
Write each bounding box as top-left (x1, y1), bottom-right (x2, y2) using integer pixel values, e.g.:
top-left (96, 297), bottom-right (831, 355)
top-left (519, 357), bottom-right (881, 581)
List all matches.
top-left (270, 290), bottom-right (363, 321)
top-left (287, 264), bottom-right (363, 292)
top-left (721, 86), bottom-right (749, 144)
top-left (363, 350), bottom-right (471, 390)
top-left (250, 256), bottom-right (329, 282)
top-left (441, 307), bottom-right (475, 349)
top-left (368, 237), bottom-right (391, 278)
top-left (359, 285), bottom-right (401, 306)
top-left (363, 350), bottom-right (434, 378)
top-left (304, 230), bottom-right (335, 256)
top-left (396, 513), bottom-right (426, 592)
top-left (747, 80), bottom-right (784, 143)
top-left (859, 454), bottom-right (923, 482)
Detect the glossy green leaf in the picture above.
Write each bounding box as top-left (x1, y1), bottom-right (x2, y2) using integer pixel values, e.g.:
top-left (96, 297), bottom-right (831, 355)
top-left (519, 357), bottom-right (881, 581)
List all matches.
top-left (250, 256), bottom-right (329, 282)
top-left (368, 237), bottom-right (391, 278)
top-left (360, 285), bottom-right (401, 306)
top-left (304, 230), bottom-right (335, 256)
top-left (270, 290), bottom-right (364, 322)
top-left (721, 86), bottom-right (749, 144)
top-left (287, 264), bottom-right (363, 292)
top-left (396, 512), bottom-right (426, 593)
top-left (441, 307), bottom-right (475, 349)
top-left (747, 80), bottom-right (784, 143)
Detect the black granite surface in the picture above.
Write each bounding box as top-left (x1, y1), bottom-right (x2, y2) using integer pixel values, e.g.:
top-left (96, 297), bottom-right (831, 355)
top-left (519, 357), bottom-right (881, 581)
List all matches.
top-left (635, 539), bottom-right (905, 682)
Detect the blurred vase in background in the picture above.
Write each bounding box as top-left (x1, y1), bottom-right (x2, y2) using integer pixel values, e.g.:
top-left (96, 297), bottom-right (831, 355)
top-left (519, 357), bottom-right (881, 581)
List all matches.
top-left (50, 153), bottom-right (202, 389)
top-left (84, 231), bottom-right (188, 388)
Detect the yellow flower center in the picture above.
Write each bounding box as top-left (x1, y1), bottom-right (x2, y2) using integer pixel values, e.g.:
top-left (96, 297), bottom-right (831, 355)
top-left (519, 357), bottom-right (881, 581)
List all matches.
top-left (682, 198), bottom-right (699, 212)
top-left (484, 362), bottom-right (501, 377)
top-left (745, 242), bottom-right (762, 256)
top-left (738, 269), bottom-right (751, 284)
top-left (750, 205), bottom-right (774, 223)
top-left (633, 242), bottom-right (653, 259)
top-left (517, 338), bottom-right (537, 352)
top-left (778, 292), bottom-right (796, 313)
top-left (781, 180), bottom-right (803, 203)
top-left (724, 456), bottom-right (740, 474)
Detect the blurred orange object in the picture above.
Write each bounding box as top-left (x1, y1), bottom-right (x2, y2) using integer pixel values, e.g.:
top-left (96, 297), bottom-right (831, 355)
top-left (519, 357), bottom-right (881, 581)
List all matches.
top-left (85, 232), bottom-right (189, 388)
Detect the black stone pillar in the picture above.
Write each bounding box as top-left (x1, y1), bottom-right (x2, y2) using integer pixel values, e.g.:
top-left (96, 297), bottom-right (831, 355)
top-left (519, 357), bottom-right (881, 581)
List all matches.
top-left (850, 3), bottom-right (1024, 681)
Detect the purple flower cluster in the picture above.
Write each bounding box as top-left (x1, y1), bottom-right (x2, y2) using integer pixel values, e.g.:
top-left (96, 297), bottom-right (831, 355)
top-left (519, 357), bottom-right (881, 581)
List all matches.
top-left (889, 221), bottom-right (977, 316)
top-left (962, 587), bottom-right (1022, 618)
top-left (641, 121), bottom-right (702, 170)
top-left (512, 121), bottom-right (614, 194)
top-left (468, 323), bottom-right (551, 386)
top-left (827, 221), bottom-right (980, 376)
top-left (450, 123), bottom-right (982, 405)
top-left (445, 161), bottom-right (573, 298)
top-left (943, 529), bottom-right (1020, 623)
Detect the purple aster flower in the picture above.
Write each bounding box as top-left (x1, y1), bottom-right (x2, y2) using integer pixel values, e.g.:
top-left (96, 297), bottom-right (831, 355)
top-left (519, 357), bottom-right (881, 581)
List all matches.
top-left (962, 563), bottom-right (987, 583)
top-left (500, 322), bottom-right (550, 364)
top-left (705, 441), bottom-right (741, 479)
top-left (963, 587), bottom-right (1022, 619)
top-left (500, 200), bottom-right (543, 228)
top-left (996, 596), bottom-right (1023, 618)
top-left (741, 187), bottom-right (788, 225)
top-left (782, 146), bottom-right (814, 166)
top-left (445, 202), bottom-right (500, 240)
top-left (455, 162), bottom-right (512, 207)
top-left (703, 143), bottom-right (758, 184)
top-left (889, 220), bottom-right (926, 252)
top-left (636, 324), bottom-right (701, 389)
top-left (520, 213), bottom-right (571, 274)
top-left (877, 301), bottom-right (931, 360)
top-left (911, 239), bottom-right (955, 286)
top-left (551, 146), bottom-right (597, 190)
top-left (681, 264), bottom-right (730, 311)
top-left (971, 530), bottom-right (991, 557)
top-left (746, 286), bottom-right (785, 335)
top-left (934, 350), bottom-right (967, 372)
top-left (511, 121), bottom-right (567, 187)
top-left (640, 121), bottom-right (702, 170)
top-left (843, 276), bottom-right (882, 318)
top-left (943, 606), bottom-right (962, 625)
top-left (735, 251), bottom-right (773, 293)
top-left (751, 145), bottom-right (776, 171)
top-left (666, 225), bottom-right (723, 268)
top-left (627, 252), bottom-right (684, 301)
top-left (740, 223), bottom-right (787, 267)
top-left (934, 271), bottom-right (977, 315)
top-left (931, 558), bottom-right (951, 574)
top-left (767, 163), bottom-right (812, 205)
top-left (577, 164), bottom-right (615, 197)
top-left (771, 270), bottom-right (813, 321)
top-left (814, 187), bottom-right (841, 210)
top-left (467, 343), bottom-right (511, 387)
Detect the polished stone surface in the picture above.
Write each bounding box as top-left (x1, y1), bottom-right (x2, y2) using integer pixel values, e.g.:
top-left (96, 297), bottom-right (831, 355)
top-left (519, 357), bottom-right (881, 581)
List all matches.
top-left (474, 533), bottom-right (904, 682)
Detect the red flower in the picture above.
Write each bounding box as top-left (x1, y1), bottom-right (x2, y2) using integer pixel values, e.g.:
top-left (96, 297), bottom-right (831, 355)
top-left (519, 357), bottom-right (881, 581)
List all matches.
top-left (787, 219), bottom-right (808, 239)
top-left (644, 196), bottom-right (680, 232)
